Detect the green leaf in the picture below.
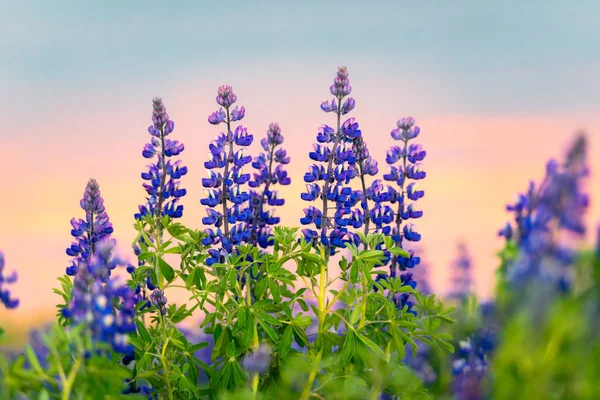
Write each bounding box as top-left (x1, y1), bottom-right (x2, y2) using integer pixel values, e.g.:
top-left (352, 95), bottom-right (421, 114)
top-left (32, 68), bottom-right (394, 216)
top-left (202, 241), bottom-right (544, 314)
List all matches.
top-left (292, 315), bottom-right (314, 328)
top-left (188, 342), bottom-right (210, 353)
top-left (241, 313), bottom-right (255, 347)
top-left (158, 256), bottom-right (175, 283)
top-left (359, 250), bottom-right (384, 261)
top-left (25, 346), bottom-right (45, 376)
top-left (357, 333), bottom-right (386, 360)
top-left (257, 319), bottom-right (278, 341)
top-left (343, 331), bottom-right (356, 363)
top-left (269, 280), bottom-right (281, 303)
top-left (350, 304), bottom-right (362, 325)
top-left (279, 325), bottom-right (293, 358)
top-left (135, 320), bottom-right (151, 342)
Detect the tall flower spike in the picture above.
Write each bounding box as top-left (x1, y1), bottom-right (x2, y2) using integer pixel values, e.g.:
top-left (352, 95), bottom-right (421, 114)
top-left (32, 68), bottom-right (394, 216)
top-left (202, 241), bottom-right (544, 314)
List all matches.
top-left (65, 179), bottom-right (114, 276)
top-left (248, 122), bottom-right (291, 248)
top-left (301, 66), bottom-right (362, 254)
top-left (375, 117), bottom-right (426, 315)
top-left (447, 242), bottom-right (473, 301)
top-left (135, 98), bottom-right (187, 222)
top-left (0, 251), bottom-right (19, 309)
top-left (500, 133), bottom-right (588, 292)
top-left (202, 85), bottom-right (254, 262)
top-left (62, 238), bottom-right (137, 358)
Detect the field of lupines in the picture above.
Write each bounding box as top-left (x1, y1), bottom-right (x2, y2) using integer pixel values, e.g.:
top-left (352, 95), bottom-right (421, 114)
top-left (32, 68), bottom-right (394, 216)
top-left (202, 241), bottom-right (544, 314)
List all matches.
top-left (0, 65), bottom-right (598, 400)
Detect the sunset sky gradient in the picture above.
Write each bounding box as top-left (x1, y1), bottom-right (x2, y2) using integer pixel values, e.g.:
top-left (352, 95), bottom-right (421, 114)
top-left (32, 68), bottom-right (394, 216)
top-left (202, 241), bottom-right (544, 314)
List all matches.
top-left (1, 0), bottom-right (599, 326)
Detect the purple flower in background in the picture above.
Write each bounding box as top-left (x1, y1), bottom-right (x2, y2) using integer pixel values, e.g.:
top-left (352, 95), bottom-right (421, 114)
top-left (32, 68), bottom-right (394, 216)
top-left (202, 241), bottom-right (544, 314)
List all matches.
top-left (301, 66), bottom-right (363, 254)
top-left (248, 122), bottom-right (291, 248)
top-left (65, 179), bottom-right (114, 276)
top-left (202, 85), bottom-right (254, 262)
top-left (62, 238), bottom-right (136, 358)
top-left (242, 343), bottom-right (272, 375)
top-left (452, 331), bottom-right (495, 400)
top-left (447, 242), bottom-right (473, 301)
top-left (135, 98), bottom-right (187, 221)
top-left (403, 339), bottom-right (437, 385)
top-left (500, 134), bottom-right (589, 292)
top-left (0, 251), bottom-right (19, 309)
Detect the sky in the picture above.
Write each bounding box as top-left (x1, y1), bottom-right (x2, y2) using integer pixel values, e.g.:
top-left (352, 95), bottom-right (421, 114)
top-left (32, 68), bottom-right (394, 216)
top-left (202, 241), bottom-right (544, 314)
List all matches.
top-left (1, 0), bottom-right (599, 326)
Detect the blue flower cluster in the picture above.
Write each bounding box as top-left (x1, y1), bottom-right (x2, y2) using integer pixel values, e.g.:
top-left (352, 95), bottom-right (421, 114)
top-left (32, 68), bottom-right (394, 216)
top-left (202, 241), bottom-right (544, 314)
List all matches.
top-left (382, 117), bottom-right (426, 272)
top-left (135, 98), bottom-right (187, 221)
top-left (63, 239), bottom-right (137, 358)
top-left (447, 242), bottom-right (473, 301)
top-left (373, 118), bottom-right (426, 315)
top-left (0, 251), bottom-right (19, 309)
top-left (248, 122), bottom-right (291, 248)
top-left (451, 330), bottom-right (495, 400)
top-left (301, 66), bottom-right (363, 254)
top-left (202, 85), bottom-right (254, 264)
top-left (500, 134), bottom-right (588, 291)
top-left (66, 179), bottom-right (114, 276)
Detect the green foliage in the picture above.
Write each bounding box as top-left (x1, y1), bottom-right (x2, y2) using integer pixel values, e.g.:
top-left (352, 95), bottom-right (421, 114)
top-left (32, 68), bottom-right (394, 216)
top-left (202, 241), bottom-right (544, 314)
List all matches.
top-left (0, 324), bottom-right (142, 399)
top-left (490, 249), bottom-right (600, 400)
top-left (4, 222), bottom-right (456, 399)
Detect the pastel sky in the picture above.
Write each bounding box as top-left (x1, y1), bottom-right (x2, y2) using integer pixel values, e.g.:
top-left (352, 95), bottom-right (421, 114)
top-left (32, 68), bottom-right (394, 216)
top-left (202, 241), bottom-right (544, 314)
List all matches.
top-left (1, 0), bottom-right (599, 326)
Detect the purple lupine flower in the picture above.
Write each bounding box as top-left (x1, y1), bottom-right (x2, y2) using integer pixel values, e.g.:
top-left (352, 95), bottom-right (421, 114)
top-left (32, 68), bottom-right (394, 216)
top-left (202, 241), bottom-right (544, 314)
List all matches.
top-left (65, 179), bottom-right (114, 276)
top-left (135, 98), bottom-right (187, 221)
top-left (150, 289), bottom-right (167, 315)
top-left (300, 66), bottom-right (362, 254)
top-left (248, 122), bottom-right (291, 248)
top-left (373, 117), bottom-right (426, 315)
top-left (62, 238), bottom-right (136, 358)
top-left (202, 85), bottom-right (254, 263)
top-left (447, 242), bottom-right (473, 301)
top-left (500, 134), bottom-right (588, 292)
top-left (0, 251), bottom-right (19, 309)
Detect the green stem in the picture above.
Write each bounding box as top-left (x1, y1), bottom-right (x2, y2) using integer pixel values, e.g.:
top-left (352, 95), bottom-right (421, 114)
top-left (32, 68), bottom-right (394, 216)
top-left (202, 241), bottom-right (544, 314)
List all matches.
top-left (159, 313), bottom-right (174, 400)
top-left (358, 275), bottom-right (368, 329)
top-left (325, 279), bottom-right (352, 312)
top-left (251, 322), bottom-right (260, 397)
top-left (62, 355), bottom-right (82, 400)
top-left (298, 350), bottom-right (323, 400)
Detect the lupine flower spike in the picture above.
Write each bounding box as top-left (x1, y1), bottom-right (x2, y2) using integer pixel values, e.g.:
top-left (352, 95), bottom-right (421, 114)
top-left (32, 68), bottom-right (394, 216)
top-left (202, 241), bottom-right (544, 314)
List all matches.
top-left (301, 66), bottom-right (363, 254)
top-left (374, 117), bottom-right (426, 315)
top-left (248, 122), bottom-right (291, 248)
top-left (135, 98), bottom-right (187, 223)
top-left (202, 85), bottom-right (254, 265)
top-left (65, 179), bottom-right (114, 276)
top-left (500, 133), bottom-right (588, 292)
top-left (63, 239), bottom-right (137, 358)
